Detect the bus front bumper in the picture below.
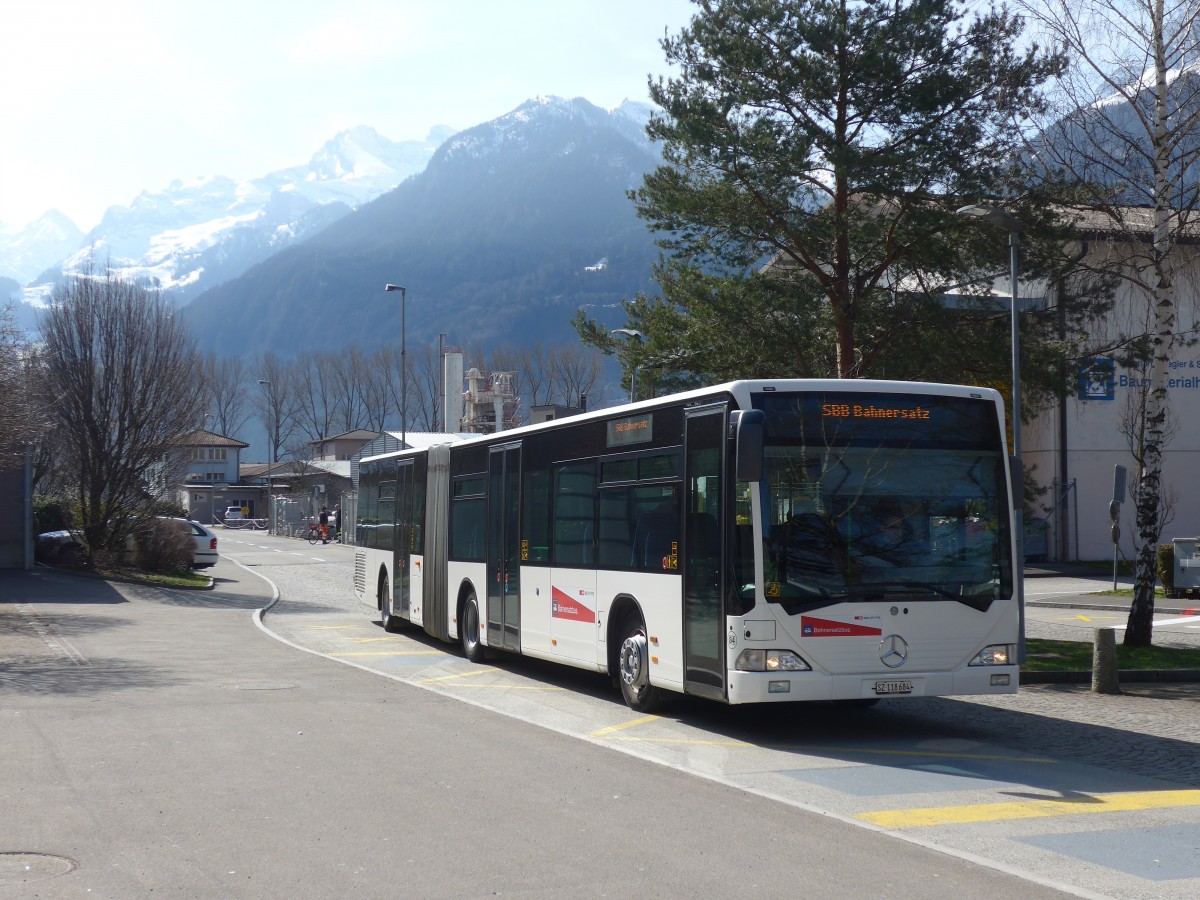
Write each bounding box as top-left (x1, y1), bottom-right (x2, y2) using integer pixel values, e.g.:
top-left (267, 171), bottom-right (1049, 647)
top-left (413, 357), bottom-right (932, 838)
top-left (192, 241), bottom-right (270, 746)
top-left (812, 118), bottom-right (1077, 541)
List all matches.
top-left (724, 665), bottom-right (1020, 704)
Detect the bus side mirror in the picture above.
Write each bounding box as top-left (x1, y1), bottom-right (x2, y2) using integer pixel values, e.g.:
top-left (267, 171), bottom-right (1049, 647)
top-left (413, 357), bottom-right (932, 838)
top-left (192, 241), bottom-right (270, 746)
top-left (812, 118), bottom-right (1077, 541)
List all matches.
top-left (731, 410), bottom-right (765, 482)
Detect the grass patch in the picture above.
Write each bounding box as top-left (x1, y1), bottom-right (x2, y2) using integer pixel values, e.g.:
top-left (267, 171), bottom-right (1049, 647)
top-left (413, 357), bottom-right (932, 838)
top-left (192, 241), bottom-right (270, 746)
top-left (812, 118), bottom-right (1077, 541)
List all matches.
top-left (93, 566), bottom-right (211, 589)
top-left (1023, 638), bottom-right (1200, 672)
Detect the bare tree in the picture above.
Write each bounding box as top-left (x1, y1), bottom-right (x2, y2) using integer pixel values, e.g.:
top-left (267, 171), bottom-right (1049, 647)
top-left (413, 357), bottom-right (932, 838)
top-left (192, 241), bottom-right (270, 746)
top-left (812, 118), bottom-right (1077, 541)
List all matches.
top-left (38, 268), bottom-right (206, 563)
top-left (548, 343), bottom-right (603, 407)
top-left (327, 347), bottom-right (370, 433)
top-left (365, 346), bottom-right (397, 433)
top-left (294, 352), bottom-right (338, 441)
top-left (516, 344), bottom-right (553, 407)
top-left (1023, 0), bottom-right (1200, 644)
top-left (376, 342), bottom-right (440, 434)
top-left (411, 343), bottom-right (441, 431)
top-left (201, 353), bottom-right (251, 437)
top-left (484, 341), bottom-right (604, 413)
top-left (254, 353), bottom-right (301, 463)
top-left (0, 305), bottom-right (45, 471)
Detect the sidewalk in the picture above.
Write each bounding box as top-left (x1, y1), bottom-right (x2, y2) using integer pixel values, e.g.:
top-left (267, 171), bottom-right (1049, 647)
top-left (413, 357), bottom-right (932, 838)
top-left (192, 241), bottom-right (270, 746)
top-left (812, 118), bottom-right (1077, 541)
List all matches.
top-left (1024, 561), bottom-right (1200, 614)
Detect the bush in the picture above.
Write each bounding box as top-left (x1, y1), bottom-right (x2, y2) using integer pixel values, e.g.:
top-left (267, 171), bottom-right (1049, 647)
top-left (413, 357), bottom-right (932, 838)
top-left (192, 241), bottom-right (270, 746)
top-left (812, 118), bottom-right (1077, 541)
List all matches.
top-left (133, 518), bottom-right (194, 574)
top-left (1158, 543), bottom-right (1175, 597)
top-left (33, 495), bottom-right (75, 533)
top-left (143, 498), bottom-right (188, 519)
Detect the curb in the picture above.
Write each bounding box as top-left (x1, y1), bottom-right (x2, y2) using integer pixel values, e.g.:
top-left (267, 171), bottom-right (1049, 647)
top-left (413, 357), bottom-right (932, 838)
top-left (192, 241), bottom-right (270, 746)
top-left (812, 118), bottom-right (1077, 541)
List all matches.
top-left (1021, 669), bottom-right (1200, 685)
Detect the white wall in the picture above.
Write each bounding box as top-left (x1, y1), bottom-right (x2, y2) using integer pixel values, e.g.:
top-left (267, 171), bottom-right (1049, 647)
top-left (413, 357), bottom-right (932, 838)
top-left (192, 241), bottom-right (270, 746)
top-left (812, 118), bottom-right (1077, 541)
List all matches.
top-left (1026, 239), bottom-right (1200, 560)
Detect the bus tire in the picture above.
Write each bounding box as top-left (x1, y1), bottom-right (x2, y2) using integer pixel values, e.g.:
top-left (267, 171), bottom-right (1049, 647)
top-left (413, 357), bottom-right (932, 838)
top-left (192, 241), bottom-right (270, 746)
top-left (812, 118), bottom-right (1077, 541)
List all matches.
top-left (380, 573), bottom-right (403, 633)
top-left (617, 614), bottom-right (663, 713)
top-left (461, 591), bottom-right (485, 662)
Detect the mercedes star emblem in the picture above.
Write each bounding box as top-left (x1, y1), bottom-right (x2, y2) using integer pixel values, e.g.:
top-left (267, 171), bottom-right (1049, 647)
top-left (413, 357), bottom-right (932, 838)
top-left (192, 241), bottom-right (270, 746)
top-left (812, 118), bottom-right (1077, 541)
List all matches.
top-left (879, 634), bottom-right (909, 668)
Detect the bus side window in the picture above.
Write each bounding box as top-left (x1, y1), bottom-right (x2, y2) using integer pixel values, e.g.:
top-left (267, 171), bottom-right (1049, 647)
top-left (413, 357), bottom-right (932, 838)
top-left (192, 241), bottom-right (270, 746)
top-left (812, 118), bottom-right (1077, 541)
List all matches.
top-left (552, 462), bottom-right (596, 566)
top-left (450, 498), bottom-right (484, 561)
top-left (630, 487), bottom-right (679, 571)
top-left (598, 488), bottom-right (633, 567)
top-left (522, 466), bottom-right (550, 563)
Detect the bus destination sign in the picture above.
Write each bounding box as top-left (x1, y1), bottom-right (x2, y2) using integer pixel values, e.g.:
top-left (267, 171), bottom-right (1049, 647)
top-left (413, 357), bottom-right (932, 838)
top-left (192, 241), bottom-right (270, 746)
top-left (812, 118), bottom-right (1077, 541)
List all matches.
top-left (822, 403), bottom-right (931, 420)
top-left (608, 413), bottom-right (653, 447)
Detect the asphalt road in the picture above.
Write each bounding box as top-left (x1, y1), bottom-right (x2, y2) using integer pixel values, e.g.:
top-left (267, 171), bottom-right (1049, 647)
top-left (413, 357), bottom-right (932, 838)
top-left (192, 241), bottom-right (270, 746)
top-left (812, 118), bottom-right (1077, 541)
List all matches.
top-left (2, 536), bottom-right (1198, 899)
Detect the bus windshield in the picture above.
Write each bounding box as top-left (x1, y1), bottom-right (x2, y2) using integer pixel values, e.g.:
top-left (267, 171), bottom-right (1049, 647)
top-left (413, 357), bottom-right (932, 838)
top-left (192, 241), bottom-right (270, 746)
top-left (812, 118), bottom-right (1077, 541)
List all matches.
top-left (753, 391), bottom-right (1012, 612)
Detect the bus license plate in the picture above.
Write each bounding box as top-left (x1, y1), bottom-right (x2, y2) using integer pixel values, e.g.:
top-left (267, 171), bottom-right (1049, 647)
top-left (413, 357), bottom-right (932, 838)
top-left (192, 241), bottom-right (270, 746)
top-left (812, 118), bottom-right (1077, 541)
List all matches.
top-left (874, 680), bottom-right (913, 695)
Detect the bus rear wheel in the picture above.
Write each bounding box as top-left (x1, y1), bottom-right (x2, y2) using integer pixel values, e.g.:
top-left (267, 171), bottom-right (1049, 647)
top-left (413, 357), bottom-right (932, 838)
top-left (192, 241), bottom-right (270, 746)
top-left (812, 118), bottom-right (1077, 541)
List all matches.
top-left (380, 574), bottom-right (402, 633)
top-left (618, 615), bottom-right (663, 713)
top-left (460, 592), bottom-right (485, 662)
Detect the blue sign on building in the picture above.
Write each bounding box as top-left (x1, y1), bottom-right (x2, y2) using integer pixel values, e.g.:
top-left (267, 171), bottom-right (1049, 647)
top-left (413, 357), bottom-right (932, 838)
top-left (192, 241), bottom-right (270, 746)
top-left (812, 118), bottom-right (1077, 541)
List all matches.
top-left (1077, 357), bottom-right (1115, 401)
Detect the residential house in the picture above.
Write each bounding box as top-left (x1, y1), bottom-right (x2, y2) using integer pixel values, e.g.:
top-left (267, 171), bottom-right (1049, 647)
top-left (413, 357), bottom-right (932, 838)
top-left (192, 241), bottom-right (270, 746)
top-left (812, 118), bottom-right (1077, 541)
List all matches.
top-left (176, 430), bottom-right (253, 524)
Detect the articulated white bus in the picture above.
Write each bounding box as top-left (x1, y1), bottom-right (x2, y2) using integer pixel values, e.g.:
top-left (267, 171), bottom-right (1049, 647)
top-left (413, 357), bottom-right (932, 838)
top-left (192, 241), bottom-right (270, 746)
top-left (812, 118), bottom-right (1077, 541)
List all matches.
top-left (353, 379), bottom-right (1021, 711)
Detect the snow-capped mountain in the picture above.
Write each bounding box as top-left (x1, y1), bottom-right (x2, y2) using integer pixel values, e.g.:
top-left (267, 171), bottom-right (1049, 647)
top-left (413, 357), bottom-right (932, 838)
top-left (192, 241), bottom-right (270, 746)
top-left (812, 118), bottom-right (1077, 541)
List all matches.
top-left (0, 211), bottom-right (84, 284)
top-left (185, 97), bottom-right (665, 358)
top-left (8, 124), bottom-right (456, 305)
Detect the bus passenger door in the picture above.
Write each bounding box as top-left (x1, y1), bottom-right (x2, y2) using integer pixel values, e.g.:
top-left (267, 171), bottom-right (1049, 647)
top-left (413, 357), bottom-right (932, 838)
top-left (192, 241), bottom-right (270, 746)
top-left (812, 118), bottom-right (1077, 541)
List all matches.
top-left (396, 460), bottom-right (413, 620)
top-left (684, 405), bottom-right (727, 699)
top-left (487, 443), bottom-right (522, 652)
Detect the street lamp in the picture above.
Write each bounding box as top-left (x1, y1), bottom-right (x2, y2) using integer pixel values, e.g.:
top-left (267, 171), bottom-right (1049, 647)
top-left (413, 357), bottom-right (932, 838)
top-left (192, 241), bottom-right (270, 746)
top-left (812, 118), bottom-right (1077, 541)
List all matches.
top-left (257, 379), bottom-right (276, 534)
top-left (956, 203), bottom-right (1025, 657)
top-left (610, 328), bottom-right (644, 402)
top-left (385, 284), bottom-right (408, 447)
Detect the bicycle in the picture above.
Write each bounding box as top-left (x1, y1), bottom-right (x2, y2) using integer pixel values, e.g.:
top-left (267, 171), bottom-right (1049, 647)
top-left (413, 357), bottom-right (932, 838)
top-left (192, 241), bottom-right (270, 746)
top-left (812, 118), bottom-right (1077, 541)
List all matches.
top-left (305, 522), bottom-right (332, 545)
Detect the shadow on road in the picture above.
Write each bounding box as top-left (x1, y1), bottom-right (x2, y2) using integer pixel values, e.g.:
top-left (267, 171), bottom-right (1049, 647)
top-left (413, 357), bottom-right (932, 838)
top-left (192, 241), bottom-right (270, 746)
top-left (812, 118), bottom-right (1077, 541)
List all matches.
top-left (0, 655), bottom-right (186, 696)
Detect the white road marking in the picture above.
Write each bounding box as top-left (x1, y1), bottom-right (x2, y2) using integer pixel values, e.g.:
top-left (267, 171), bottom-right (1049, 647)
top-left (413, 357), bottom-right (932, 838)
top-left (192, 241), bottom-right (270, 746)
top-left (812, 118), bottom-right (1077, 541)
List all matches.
top-left (15, 603), bottom-right (88, 665)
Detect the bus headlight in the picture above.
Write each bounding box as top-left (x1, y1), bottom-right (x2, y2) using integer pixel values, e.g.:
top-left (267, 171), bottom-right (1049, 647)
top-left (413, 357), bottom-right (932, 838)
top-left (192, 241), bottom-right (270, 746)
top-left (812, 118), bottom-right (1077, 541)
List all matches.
top-left (735, 649), bottom-right (811, 672)
top-left (968, 644), bottom-right (1013, 666)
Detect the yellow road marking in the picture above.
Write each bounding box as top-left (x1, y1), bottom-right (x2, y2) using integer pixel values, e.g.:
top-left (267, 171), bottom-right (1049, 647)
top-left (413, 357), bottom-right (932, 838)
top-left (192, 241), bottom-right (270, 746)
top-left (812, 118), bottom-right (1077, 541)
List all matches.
top-left (1074, 613), bottom-right (1092, 622)
top-left (418, 668), bottom-right (500, 683)
top-left (859, 789), bottom-right (1200, 829)
top-left (328, 650), bottom-right (445, 658)
top-left (588, 715), bottom-right (660, 737)
top-left (437, 684), bottom-right (563, 691)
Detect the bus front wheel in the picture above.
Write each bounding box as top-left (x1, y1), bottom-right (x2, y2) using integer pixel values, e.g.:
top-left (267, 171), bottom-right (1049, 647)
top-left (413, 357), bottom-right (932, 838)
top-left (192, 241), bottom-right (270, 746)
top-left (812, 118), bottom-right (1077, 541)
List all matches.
top-left (380, 574), bottom-right (402, 633)
top-left (618, 615), bottom-right (663, 712)
top-left (461, 592), bottom-right (485, 662)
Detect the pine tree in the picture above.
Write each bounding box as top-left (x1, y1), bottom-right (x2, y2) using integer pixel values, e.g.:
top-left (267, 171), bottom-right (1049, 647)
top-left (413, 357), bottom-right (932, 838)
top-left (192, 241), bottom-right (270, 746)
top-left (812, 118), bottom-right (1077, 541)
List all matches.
top-left (577, 0), bottom-right (1102, 402)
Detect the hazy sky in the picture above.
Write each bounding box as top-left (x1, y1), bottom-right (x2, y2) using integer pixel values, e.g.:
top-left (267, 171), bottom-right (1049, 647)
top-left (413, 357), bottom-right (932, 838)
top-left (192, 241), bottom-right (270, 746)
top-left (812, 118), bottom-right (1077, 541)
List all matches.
top-left (0, 0), bottom-right (698, 232)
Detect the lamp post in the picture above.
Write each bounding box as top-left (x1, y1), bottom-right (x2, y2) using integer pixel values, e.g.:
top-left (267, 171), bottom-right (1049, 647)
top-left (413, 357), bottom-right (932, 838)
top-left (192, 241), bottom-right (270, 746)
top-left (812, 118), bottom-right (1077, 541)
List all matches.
top-left (610, 328), bottom-right (644, 402)
top-left (956, 203), bottom-right (1024, 657)
top-left (257, 379), bottom-right (276, 534)
top-left (385, 284), bottom-right (408, 447)
top-left (203, 414), bottom-right (216, 525)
